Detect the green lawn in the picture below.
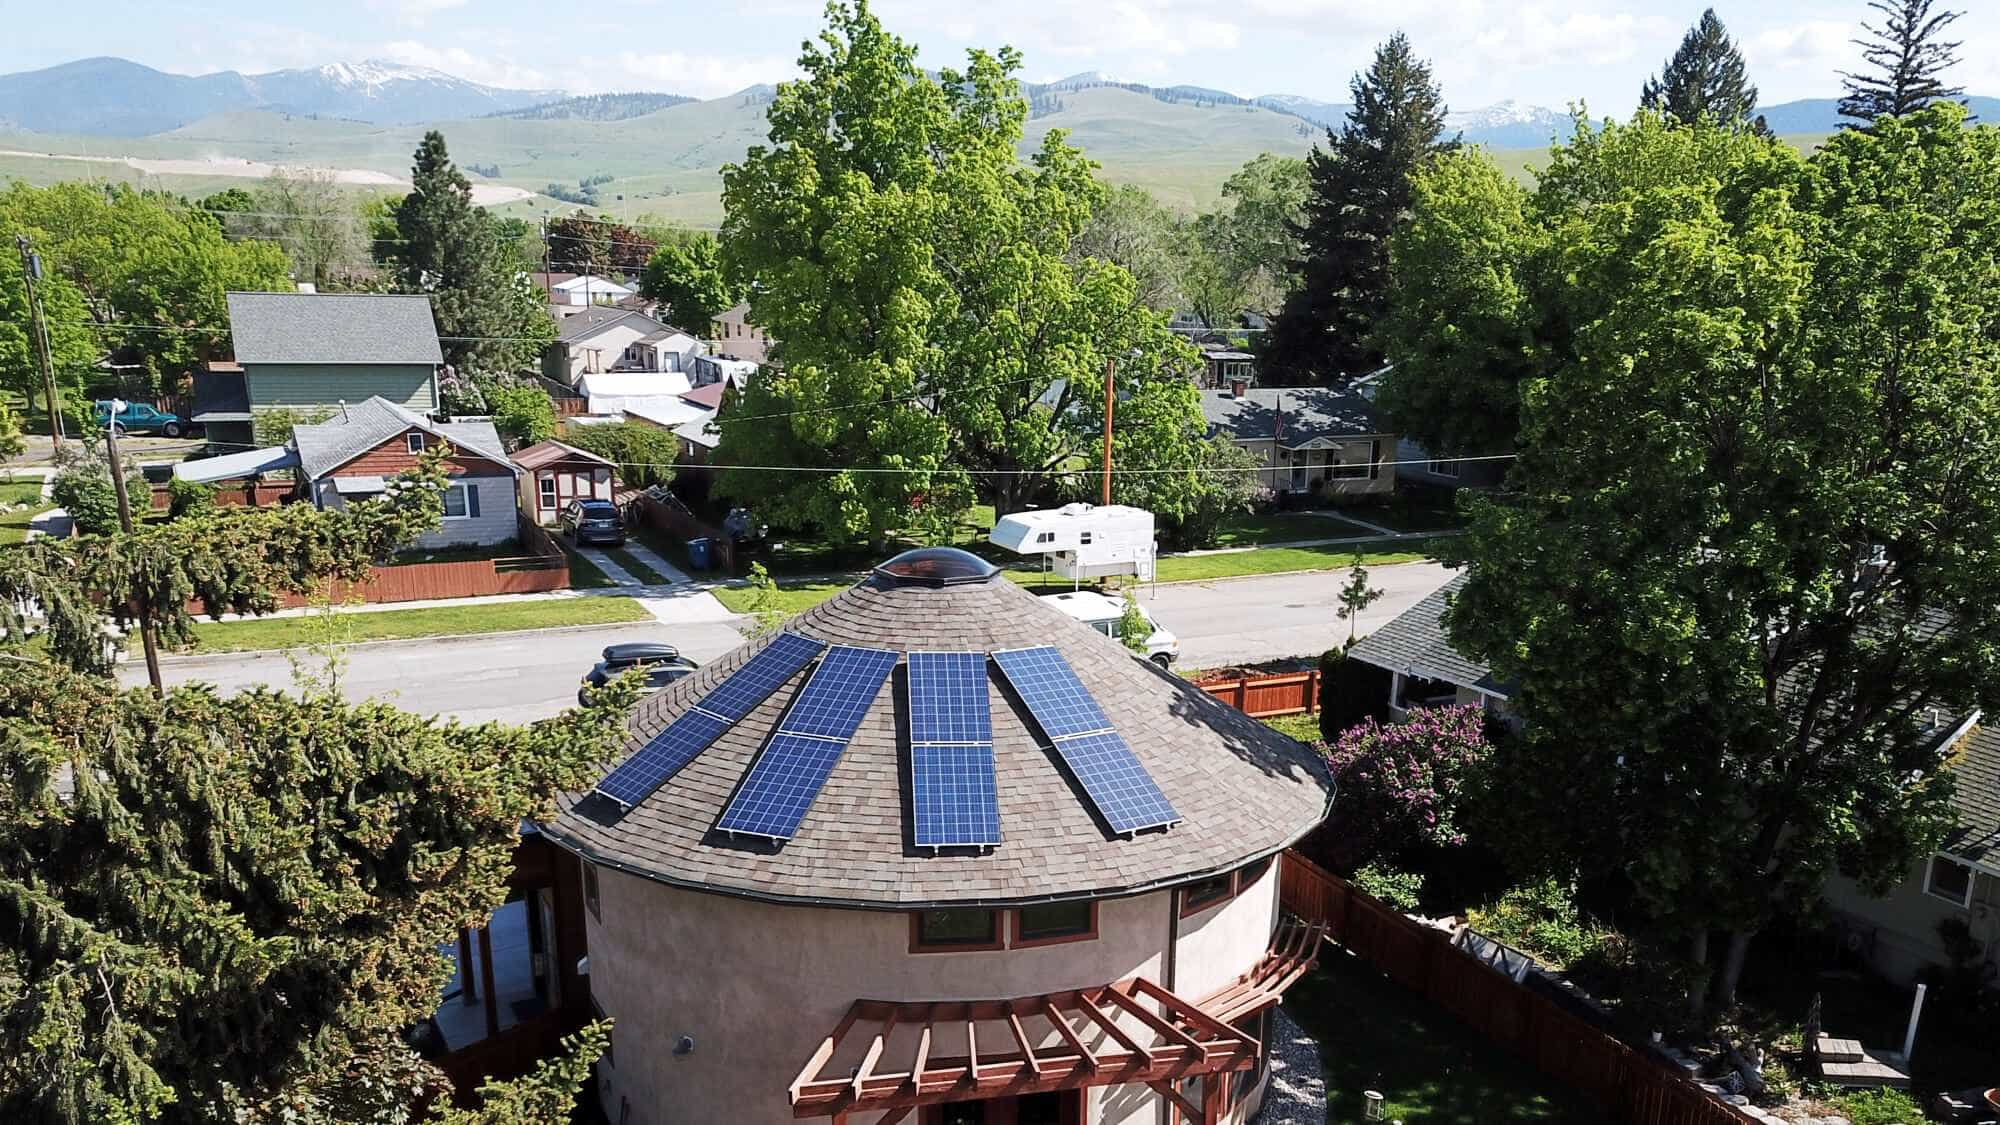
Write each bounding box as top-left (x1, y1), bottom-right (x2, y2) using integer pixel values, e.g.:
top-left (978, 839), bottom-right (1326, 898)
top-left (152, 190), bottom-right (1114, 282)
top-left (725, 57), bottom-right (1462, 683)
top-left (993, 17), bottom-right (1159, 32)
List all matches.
top-left (1149, 540), bottom-right (1441, 583)
top-left (173, 596), bottom-right (651, 654)
top-left (1260, 712), bottom-right (1323, 744)
top-left (1340, 493), bottom-right (1472, 534)
top-left (0, 479), bottom-right (52, 546)
top-left (390, 539), bottom-right (522, 565)
top-left (605, 545), bottom-right (669, 585)
top-left (710, 580), bottom-right (849, 616)
top-left (1288, 950), bottom-right (1605, 1125)
top-left (1211, 510), bottom-right (1357, 547)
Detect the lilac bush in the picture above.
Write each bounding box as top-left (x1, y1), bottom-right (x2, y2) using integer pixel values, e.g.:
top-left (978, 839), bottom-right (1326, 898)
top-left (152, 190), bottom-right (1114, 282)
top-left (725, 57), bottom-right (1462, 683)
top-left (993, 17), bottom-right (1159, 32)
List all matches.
top-left (1319, 703), bottom-right (1490, 871)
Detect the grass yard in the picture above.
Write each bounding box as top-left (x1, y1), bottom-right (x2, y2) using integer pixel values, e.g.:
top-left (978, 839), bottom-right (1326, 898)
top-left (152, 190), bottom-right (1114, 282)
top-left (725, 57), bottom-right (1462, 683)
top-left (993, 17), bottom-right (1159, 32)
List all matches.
top-left (172, 596), bottom-right (652, 654)
top-left (0, 479), bottom-right (53, 546)
top-left (1211, 510), bottom-right (1356, 547)
top-left (1341, 492), bottom-right (1472, 534)
top-left (710, 580), bottom-right (849, 617)
top-left (1260, 712), bottom-right (1324, 744)
top-left (1149, 539), bottom-right (1441, 583)
top-left (1288, 950), bottom-right (1605, 1125)
top-left (389, 540), bottom-right (521, 565)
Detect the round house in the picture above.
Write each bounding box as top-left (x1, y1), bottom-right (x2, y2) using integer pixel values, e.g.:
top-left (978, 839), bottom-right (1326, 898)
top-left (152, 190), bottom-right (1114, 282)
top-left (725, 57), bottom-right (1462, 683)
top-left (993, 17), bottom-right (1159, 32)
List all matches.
top-left (544, 549), bottom-right (1333, 1125)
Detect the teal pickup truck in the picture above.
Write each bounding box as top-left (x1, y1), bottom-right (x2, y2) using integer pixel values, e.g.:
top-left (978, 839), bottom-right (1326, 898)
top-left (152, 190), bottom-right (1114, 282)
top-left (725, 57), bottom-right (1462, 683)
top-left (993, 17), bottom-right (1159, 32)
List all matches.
top-left (91, 400), bottom-right (186, 438)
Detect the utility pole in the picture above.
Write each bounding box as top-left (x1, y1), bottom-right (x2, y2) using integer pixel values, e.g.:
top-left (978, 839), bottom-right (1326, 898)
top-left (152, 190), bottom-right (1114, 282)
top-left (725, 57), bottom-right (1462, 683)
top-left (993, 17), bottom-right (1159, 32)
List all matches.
top-left (104, 401), bottom-right (163, 690)
top-left (1100, 358), bottom-right (1115, 506)
top-left (15, 234), bottom-right (63, 453)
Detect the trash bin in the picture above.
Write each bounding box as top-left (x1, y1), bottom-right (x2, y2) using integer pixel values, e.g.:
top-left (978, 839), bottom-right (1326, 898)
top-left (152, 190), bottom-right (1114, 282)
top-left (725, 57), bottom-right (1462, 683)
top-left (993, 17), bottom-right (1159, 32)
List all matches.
top-left (686, 537), bottom-right (712, 571)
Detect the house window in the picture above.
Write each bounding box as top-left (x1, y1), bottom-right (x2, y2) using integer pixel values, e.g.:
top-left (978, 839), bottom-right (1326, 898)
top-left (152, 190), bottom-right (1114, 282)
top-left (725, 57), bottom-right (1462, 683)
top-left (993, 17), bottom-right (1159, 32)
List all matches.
top-left (406, 432), bottom-right (426, 454)
top-left (538, 473), bottom-right (558, 508)
top-left (582, 858), bottom-right (601, 921)
top-left (910, 909), bottom-right (1002, 952)
top-left (1014, 901), bottom-right (1097, 947)
top-left (442, 483), bottom-right (472, 519)
top-left (1925, 855), bottom-right (1975, 908)
top-left (1428, 458), bottom-right (1462, 479)
top-left (1180, 873), bottom-right (1234, 916)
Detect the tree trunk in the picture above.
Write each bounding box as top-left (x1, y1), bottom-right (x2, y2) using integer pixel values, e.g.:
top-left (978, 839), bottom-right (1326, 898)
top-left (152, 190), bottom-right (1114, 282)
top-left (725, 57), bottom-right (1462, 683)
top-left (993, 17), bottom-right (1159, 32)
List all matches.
top-left (1716, 928), bottom-right (1756, 1009)
top-left (1688, 930), bottom-right (1711, 1023)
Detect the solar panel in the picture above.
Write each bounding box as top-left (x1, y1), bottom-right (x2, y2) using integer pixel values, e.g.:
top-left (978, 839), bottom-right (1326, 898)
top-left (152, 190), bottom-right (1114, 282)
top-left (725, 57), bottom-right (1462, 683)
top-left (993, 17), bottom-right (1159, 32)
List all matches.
top-left (1045, 730), bottom-right (1182, 835)
top-left (590, 632), bottom-right (826, 809)
top-left (907, 650), bottom-right (993, 745)
top-left (907, 651), bottom-right (1000, 848)
top-left (990, 646), bottom-right (1114, 739)
top-left (714, 645), bottom-right (898, 840)
top-left (991, 645), bottom-right (1180, 836)
top-left (911, 743), bottom-right (1001, 848)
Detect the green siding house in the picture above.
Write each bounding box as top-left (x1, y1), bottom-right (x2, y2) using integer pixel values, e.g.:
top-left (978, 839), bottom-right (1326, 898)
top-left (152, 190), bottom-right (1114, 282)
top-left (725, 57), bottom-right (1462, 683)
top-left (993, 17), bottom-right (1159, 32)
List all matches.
top-left (224, 292), bottom-right (443, 428)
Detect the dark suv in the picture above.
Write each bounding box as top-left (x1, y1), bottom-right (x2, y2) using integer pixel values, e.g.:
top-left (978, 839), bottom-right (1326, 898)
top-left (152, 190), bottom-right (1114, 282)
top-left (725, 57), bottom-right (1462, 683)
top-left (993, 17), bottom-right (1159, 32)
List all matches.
top-left (561, 498), bottom-right (626, 546)
top-left (578, 642), bottom-right (698, 705)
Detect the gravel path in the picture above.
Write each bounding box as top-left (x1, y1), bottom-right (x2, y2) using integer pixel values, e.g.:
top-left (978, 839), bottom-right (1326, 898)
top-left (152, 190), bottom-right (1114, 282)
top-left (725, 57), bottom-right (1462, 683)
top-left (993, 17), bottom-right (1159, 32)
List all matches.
top-left (1255, 1007), bottom-right (1327, 1125)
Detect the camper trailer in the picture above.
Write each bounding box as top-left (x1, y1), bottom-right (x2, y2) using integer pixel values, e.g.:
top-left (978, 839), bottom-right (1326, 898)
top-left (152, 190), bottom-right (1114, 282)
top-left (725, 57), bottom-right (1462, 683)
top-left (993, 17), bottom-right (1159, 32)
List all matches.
top-left (988, 503), bottom-right (1158, 581)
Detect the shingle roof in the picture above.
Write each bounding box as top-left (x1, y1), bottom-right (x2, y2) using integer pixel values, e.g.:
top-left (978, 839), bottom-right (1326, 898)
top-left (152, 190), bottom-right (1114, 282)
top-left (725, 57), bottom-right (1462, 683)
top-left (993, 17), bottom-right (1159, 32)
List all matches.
top-left (1346, 574), bottom-right (1510, 696)
top-left (511, 439), bottom-right (614, 471)
top-left (557, 307), bottom-right (667, 343)
top-left (225, 292), bottom-right (443, 366)
top-left (545, 572), bottom-right (1334, 908)
top-left (291, 396), bottom-right (510, 478)
top-left (1201, 386), bottom-right (1386, 445)
top-left (1945, 726), bottom-right (2000, 868)
top-left (678, 382), bottom-right (728, 410)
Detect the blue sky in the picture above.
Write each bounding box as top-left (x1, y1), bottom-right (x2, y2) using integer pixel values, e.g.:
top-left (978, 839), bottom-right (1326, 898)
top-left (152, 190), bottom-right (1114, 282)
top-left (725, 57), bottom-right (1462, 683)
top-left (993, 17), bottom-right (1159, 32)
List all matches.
top-left (11, 1), bottom-right (1999, 112)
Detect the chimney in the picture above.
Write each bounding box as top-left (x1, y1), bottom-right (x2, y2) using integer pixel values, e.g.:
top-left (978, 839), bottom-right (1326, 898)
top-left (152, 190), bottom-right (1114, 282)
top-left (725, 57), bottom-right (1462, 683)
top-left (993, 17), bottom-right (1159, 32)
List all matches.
top-left (1229, 378), bottom-right (1248, 398)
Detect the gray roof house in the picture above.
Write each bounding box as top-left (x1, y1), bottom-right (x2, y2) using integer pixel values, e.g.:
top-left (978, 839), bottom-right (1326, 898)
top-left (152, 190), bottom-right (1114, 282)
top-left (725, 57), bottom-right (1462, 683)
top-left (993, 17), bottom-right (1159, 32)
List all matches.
top-left (223, 292), bottom-right (444, 419)
top-left (1345, 574), bottom-right (1514, 715)
top-left (1200, 385), bottom-right (1399, 498)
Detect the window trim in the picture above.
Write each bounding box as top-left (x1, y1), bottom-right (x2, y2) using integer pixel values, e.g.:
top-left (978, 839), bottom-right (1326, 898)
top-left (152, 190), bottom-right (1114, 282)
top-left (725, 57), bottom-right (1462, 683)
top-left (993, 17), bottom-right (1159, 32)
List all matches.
top-left (1428, 457), bottom-right (1462, 479)
top-left (908, 908), bottom-right (1005, 954)
top-left (405, 431), bottom-right (426, 454)
top-left (581, 858), bottom-right (602, 922)
top-left (1011, 900), bottom-right (1100, 949)
top-left (1179, 856), bottom-right (1276, 918)
top-left (441, 482), bottom-right (472, 520)
top-left (538, 472), bottom-right (558, 507)
top-left (1924, 853), bottom-right (1976, 908)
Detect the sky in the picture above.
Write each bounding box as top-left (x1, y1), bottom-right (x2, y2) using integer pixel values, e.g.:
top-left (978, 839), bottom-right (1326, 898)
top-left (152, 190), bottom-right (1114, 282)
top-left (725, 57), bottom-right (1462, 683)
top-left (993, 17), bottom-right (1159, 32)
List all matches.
top-left (8, 0), bottom-right (2000, 112)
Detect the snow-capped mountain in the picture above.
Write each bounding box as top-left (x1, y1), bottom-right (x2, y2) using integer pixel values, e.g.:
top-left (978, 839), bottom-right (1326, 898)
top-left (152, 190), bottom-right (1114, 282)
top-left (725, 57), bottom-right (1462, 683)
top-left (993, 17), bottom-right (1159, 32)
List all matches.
top-left (1445, 100), bottom-right (1572, 147)
top-left (247, 59), bottom-right (562, 123)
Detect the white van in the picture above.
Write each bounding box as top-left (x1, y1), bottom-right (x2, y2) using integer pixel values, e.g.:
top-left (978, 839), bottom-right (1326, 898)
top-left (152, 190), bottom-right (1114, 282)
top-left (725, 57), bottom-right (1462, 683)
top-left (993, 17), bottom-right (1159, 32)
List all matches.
top-left (1039, 590), bottom-right (1180, 667)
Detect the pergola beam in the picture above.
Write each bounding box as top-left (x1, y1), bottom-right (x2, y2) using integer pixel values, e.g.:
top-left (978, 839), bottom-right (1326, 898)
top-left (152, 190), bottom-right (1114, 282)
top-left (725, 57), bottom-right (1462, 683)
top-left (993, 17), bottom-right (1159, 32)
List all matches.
top-left (1076, 992), bottom-right (1153, 1061)
top-left (1099, 985), bottom-right (1206, 1055)
top-left (1042, 999), bottom-right (1099, 1071)
top-left (1149, 1079), bottom-right (1203, 1122)
top-left (1006, 1007), bottom-right (1043, 1077)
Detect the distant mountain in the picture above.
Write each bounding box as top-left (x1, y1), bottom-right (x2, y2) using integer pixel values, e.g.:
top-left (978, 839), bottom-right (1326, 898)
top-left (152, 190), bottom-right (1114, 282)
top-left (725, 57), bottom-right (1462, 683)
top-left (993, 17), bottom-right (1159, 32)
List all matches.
top-left (1253, 94), bottom-right (1347, 129)
top-left (1446, 100), bottom-right (1573, 148)
top-left (1756, 95), bottom-right (2000, 134)
top-left (486, 92), bottom-right (696, 122)
top-left (0, 56), bottom-right (562, 136)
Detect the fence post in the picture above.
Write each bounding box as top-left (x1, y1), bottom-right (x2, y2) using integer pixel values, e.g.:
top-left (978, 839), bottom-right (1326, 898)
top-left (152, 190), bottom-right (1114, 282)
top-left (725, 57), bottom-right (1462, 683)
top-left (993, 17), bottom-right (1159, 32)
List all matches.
top-left (1308, 667), bottom-right (1320, 714)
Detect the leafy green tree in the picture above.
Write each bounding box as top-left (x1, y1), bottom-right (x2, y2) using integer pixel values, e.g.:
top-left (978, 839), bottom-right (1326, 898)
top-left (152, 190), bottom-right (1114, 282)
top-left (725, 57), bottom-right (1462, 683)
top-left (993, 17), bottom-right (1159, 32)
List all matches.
top-left (1335, 553), bottom-right (1383, 648)
top-left (1641, 8), bottom-right (1766, 132)
top-left (1263, 34), bottom-right (1453, 385)
top-left (1117, 590), bottom-right (1151, 653)
top-left (1071, 184), bottom-right (1182, 312)
top-left (0, 245), bottom-right (95, 419)
top-left (1138, 434), bottom-right (1264, 549)
top-left (48, 439), bottom-right (145, 537)
top-left (561, 420), bottom-right (678, 489)
top-left (717, 0), bottom-right (1207, 539)
top-left (0, 399), bottom-right (23, 461)
top-left (1839, 0), bottom-right (1964, 124)
top-left (1183, 154), bottom-right (1309, 326)
top-left (245, 168), bottom-right (364, 287)
top-left (386, 132), bottom-right (553, 375)
top-left (197, 187), bottom-right (255, 216)
top-left (638, 233), bottom-right (736, 330)
top-left (485, 379), bottom-right (558, 447)
top-left (251, 406), bottom-right (331, 448)
top-left (1434, 105), bottom-right (2000, 1013)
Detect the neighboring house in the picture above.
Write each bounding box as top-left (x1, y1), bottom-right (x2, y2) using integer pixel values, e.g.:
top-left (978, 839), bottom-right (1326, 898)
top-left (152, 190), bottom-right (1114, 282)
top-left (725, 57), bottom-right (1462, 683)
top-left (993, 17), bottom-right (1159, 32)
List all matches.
top-left (1825, 722), bottom-right (2000, 985)
top-left (1200, 384), bottom-right (1397, 499)
top-left (224, 292), bottom-right (444, 422)
top-left (190, 360), bottom-right (254, 450)
top-left (1345, 574), bottom-right (1514, 720)
top-left (576, 372), bottom-right (696, 417)
top-left (532, 272), bottom-right (637, 308)
top-left (512, 439), bottom-right (617, 527)
top-left (545, 308), bottom-right (702, 385)
top-left (1199, 344), bottom-right (1256, 390)
top-left (707, 301), bottom-right (771, 365)
top-left (1350, 366), bottom-right (1507, 491)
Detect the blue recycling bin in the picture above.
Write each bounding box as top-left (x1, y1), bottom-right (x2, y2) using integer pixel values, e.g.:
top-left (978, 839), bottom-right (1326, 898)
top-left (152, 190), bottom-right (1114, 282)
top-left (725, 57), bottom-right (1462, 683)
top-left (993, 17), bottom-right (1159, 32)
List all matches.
top-left (686, 537), bottom-right (713, 571)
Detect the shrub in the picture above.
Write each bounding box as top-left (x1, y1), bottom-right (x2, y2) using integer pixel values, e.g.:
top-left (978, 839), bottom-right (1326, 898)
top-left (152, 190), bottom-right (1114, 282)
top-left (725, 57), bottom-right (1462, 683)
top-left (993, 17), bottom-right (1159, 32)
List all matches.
top-left (486, 380), bottom-right (557, 447)
top-left (166, 477), bottom-right (216, 519)
top-left (1827, 1088), bottom-right (1924, 1125)
top-left (1117, 590), bottom-right (1150, 653)
top-left (49, 443), bottom-right (143, 536)
top-left (1353, 863), bottom-right (1425, 913)
top-left (1319, 704), bottom-right (1490, 870)
top-left (1467, 877), bottom-right (1608, 969)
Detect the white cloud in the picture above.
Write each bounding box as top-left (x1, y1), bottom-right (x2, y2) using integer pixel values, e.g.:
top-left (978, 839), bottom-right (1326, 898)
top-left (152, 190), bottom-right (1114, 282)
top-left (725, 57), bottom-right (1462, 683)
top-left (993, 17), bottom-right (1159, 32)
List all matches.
top-left (364, 0), bottom-right (471, 28)
top-left (572, 50), bottom-right (803, 97)
top-left (378, 40), bottom-right (556, 90)
top-left (1745, 20), bottom-right (1856, 74)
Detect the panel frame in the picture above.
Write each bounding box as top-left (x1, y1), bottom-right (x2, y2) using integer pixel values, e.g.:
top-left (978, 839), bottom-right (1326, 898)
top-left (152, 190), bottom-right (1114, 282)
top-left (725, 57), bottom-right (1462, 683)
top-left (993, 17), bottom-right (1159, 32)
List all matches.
top-left (713, 644), bottom-right (899, 842)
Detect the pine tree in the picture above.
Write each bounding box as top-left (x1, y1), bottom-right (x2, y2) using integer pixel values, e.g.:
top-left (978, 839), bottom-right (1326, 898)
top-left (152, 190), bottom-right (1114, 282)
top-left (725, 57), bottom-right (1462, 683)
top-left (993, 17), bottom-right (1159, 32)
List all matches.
top-left (1839, 0), bottom-right (1964, 124)
top-left (1641, 8), bottom-right (1766, 132)
top-left (387, 131), bottom-right (552, 377)
top-left (1262, 34), bottom-right (1451, 385)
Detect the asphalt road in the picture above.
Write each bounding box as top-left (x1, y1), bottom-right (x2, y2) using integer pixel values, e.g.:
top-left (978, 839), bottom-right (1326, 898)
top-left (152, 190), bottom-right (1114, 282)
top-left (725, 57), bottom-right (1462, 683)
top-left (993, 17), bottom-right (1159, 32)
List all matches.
top-left (127, 562), bottom-right (1456, 722)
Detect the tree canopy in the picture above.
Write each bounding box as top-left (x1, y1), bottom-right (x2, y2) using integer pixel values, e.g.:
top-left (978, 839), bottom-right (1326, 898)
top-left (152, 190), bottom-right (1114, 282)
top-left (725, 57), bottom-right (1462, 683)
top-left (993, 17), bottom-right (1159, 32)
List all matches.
top-left (1427, 105), bottom-right (2000, 1012)
top-left (638, 232), bottom-right (736, 332)
top-left (1640, 8), bottom-right (1765, 132)
top-left (1262, 34), bottom-right (1452, 385)
top-left (1839, 0), bottom-right (1965, 124)
top-left (714, 0), bottom-right (1208, 539)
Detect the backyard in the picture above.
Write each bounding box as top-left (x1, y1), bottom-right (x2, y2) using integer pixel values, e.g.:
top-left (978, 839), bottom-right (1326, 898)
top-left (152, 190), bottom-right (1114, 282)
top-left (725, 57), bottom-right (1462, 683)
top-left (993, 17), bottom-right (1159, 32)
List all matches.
top-left (0, 478), bottom-right (51, 546)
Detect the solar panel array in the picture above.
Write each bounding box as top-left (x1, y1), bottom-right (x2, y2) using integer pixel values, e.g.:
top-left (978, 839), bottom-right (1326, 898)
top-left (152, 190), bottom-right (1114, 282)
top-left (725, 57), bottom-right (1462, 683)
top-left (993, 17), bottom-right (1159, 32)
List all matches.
top-left (593, 633), bottom-right (826, 809)
top-left (992, 645), bottom-right (1181, 836)
top-left (715, 645), bottom-right (899, 841)
top-left (907, 651), bottom-right (1000, 849)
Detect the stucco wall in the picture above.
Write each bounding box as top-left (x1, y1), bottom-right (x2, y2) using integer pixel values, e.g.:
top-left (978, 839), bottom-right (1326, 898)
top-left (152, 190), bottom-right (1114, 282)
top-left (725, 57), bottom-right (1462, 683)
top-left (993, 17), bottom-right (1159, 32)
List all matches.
top-left (1823, 858), bottom-right (2000, 984)
top-left (245, 362), bottom-right (438, 413)
top-left (583, 868), bottom-right (1280, 1125)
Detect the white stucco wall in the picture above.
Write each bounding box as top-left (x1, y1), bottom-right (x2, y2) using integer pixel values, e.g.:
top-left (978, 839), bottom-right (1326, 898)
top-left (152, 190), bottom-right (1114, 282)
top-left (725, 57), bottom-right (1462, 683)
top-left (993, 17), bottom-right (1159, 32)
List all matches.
top-left (583, 866), bottom-right (1281, 1125)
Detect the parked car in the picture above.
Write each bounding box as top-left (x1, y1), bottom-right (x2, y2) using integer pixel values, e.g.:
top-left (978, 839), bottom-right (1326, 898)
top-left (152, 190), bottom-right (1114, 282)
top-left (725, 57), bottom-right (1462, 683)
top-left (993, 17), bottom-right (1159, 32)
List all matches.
top-left (561, 498), bottom-right (626, 546)
top-left (579, 642), bottom-right (698, 705)
top-left (92, 400), bottom-right (185, 438)
top-left (1039, 590), bottom-right (1181, 667)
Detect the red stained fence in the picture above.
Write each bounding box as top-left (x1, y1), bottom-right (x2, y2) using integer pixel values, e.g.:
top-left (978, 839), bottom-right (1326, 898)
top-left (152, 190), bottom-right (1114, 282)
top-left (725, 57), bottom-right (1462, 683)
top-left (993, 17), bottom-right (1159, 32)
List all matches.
top-left (265, 516), bottom-right (570, 607)
top-left (149, 481), bottom-right (294, 510)
top-left (1279, 852), bottom-right (1755, 1125)
top-left (1197, 668), bottom-right (1320, 717)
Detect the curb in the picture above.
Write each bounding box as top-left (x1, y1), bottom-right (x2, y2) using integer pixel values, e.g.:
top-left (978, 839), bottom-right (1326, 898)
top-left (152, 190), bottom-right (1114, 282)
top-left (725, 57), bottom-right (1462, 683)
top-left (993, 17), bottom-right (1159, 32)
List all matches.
top-left (154, 619), bottom-right (659, 665)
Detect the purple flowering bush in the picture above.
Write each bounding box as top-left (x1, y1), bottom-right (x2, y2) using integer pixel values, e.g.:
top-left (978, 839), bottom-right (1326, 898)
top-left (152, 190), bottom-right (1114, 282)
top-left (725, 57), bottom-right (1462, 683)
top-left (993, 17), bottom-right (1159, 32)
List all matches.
top-left (1319, 703), bottom-right (1490, 872)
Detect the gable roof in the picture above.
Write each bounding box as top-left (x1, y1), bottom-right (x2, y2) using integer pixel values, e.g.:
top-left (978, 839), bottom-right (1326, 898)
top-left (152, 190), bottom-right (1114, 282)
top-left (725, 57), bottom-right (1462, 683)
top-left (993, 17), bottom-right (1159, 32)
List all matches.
top-left (557, 306), bottom-right (668, 343)
top-left (679, 381), bottom-right (728, 410)
top-left (291, 396), bottom-right (510, 479)
top-left (1347, 574), bottom-right (1511, 697)
top-left (512, 439), bottom-right (616, 472)
top-left (1201, 386), bottom-right (1386, 445)
top-left (1945, 726), bottom-right (2000, 870)
top-left (226, 292), bottom-right (443, 367)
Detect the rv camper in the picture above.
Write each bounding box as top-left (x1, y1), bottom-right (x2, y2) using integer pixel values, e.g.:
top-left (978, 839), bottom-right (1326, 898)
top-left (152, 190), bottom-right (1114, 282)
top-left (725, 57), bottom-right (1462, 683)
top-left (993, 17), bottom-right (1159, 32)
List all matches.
top-left (988, 503), bottom-right (1158, 582)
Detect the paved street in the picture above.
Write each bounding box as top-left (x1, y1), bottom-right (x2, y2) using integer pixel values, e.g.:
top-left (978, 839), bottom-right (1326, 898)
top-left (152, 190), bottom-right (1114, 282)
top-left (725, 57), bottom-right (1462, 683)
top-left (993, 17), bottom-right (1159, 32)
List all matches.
top-left (126, 561), bottom-right (1457, 722)
top-left (1138, 560), bottom-right (1455, 669)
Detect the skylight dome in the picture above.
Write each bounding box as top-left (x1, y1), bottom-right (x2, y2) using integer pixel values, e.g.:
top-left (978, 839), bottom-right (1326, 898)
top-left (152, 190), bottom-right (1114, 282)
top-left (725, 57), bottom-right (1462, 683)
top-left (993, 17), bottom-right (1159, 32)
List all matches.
top-left (871, 546), bottom-right (999, 588)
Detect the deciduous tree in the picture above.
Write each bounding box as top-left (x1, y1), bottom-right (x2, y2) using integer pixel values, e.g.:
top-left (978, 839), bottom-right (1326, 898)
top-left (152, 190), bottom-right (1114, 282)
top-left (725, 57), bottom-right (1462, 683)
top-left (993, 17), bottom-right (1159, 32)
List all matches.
top-left (561, 420), bottom-right (679, 489)
top-left (1839, 0), bottom-right (1964, 124)
top-left (245, 168), bottom-right (365, 287)
top-left (638, 233), bottom-right (736, 331)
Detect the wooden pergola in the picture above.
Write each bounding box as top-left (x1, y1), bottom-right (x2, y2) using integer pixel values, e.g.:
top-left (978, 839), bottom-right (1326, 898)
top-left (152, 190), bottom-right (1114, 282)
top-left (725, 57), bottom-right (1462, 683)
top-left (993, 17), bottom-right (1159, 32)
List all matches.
top-left (790, 920), bottom-right (1327, 1124)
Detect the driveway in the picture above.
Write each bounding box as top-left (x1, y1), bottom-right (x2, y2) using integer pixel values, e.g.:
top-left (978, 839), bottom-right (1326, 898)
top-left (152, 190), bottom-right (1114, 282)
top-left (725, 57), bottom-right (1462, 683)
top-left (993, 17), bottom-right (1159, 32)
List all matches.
top-left (1137, 560), bottom-right (1455, 669)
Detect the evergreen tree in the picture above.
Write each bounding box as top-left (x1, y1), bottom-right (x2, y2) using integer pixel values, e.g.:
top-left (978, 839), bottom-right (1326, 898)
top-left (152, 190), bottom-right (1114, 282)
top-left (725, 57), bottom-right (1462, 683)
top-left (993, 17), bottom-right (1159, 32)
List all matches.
top-left (1641, 8), bottom-right (1766, 132)
top-left (1262, 34), bottom-right (1451, 385)
top-left (1839, 0), bottom-right (1964, 124)
top-left (387, 132), bottom-right (552, 377)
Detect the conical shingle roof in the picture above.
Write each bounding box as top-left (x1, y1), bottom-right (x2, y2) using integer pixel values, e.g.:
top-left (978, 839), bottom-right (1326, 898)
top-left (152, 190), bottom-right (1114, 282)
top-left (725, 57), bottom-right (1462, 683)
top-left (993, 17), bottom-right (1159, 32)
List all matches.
top-left (545, 555), bottom-right (1333, 907)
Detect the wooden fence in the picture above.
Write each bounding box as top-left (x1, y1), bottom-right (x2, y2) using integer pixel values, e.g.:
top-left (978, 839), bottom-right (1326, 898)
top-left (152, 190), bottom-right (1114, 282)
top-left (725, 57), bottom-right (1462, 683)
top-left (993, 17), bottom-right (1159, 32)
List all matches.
top-left (267, 517), bottom-right (570, 608)
top-left (624, 490), bottom-right (736, 574)
top-left (149, 480), bottom-right (293, 510)
top-left (1279, 852), bottom-right (1754, 1125)
top-left (1197, 668), bottom-right (1320, 717)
